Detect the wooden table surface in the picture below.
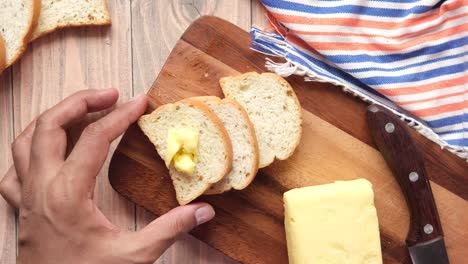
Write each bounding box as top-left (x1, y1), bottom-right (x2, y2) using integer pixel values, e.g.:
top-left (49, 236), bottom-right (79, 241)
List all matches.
top-left (0, 1), bottom-right (267, 263)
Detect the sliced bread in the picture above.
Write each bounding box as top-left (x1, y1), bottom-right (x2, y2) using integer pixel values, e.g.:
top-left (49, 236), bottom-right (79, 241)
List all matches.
top-left (221, 72), bottom-right (303, 168)
top-left (191, 96), bottom-right (259, 194)
top-left (138, 99), bottom-right (233, 205)
top-left (32, 0), bottom-right (111, 40)
top-left (0, 0), bottom-right (41, 66)
top-left (0, 34), bottom-right (5, 73)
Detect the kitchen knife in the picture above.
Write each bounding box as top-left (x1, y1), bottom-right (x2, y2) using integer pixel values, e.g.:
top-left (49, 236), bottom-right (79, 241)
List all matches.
top-left (366, 104), bottom-right (449, 264)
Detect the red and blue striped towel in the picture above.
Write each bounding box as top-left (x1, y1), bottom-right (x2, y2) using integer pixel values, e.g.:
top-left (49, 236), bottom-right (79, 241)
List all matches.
top-left (251, 0), bottom-right (467, 160)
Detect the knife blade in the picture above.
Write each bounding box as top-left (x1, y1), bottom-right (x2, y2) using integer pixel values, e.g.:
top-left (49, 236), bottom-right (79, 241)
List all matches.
top-left (366, 104), bottom-right (449, 264)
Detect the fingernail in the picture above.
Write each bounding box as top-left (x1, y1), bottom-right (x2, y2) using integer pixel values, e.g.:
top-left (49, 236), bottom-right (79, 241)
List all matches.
top-left (195, 205), bottom-right (215, 225)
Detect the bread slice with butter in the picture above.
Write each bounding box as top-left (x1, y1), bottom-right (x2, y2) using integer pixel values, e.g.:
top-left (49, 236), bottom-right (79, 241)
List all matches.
top-left (191, 96), bottom-right (259, 194)
top-left (0, 0), bottom-right (41, 67)
top-left (284, 179), bottom-right (382, 264)
top-left (138, 99), bottom-right (233, 205)
top-left (221, 72), bottom-right (302, 168)
top-left (31, 0), bottom-right (111, 40)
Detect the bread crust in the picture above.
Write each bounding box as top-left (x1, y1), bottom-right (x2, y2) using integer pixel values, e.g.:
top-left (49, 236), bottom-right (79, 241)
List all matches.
top-left (31, 0), bottom-right (112, 41)
top-left (220, 72), bottom-right (303, 165)
top-left (223, 97), bottom-right (260, 190)
top-left (0, 34), bottom-right (6, 74)
top-left (191, 96), bottom-right (260, 194)
top-left (181, 98), bottom-right (234, 184)
top-left (5, 0), bottom-right (41, 67)
top-left (138, 99), bottom-right (233, 205)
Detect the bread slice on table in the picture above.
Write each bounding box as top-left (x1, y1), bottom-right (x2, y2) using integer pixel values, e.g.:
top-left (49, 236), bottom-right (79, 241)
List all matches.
top-left (191, 96), bottom-right (259, 194)
top-left (0, 34), bottom-right (6, 74)
top-left (138, 99), bottom-right (233, 205)
top-left (221, 72), bottom-right (303, 168)
top-left (32, 0), bottom-right (111, 40)
top-left (0, 0), bottom-right (41, 67)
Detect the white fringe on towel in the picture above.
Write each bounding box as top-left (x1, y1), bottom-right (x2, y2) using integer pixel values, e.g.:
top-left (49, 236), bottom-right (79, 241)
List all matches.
top-left (261, 52), bottom-right (468, 161)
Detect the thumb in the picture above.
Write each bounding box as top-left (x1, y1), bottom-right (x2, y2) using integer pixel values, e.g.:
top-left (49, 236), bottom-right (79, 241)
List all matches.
top-left (131, 203), bottom-right (215, 260)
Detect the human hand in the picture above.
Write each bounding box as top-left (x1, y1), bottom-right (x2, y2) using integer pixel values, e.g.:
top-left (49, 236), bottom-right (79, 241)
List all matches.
top-left (0, 89), bottom-right (215, 264)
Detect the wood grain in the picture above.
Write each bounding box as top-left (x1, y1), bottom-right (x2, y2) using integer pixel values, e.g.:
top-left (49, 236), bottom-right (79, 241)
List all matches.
top-left (251, 0), bottom-right (270, 29)
top-left (0, 69), bottom-right (16, 264)
top-left (131, 1), bottom-right (251, 263)
top-left (11, 0), bottom-right (135, 232)
top-left (0, 2), bottom-right (267, 263)
top-left (109, 16), bottom-right (468, 264)
top-left (2, 1), bottom-right (464, 264)
top-left (131, 0), bottom-right (251, 95)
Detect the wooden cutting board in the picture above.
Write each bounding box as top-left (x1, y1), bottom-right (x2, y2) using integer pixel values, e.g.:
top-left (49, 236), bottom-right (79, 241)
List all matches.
top-left (109, 16), bottom-right (468, 264)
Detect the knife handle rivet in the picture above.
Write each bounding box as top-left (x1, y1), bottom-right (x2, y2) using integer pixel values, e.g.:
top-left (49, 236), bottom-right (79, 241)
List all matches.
top-left (409, 172), bottom-right (419, 182)
top-left (385, 123), bottom-right (395, 133)
top-left (368, 105), bottom-right (379, 113)
top-left (424, 224), bottom-right (434, 234)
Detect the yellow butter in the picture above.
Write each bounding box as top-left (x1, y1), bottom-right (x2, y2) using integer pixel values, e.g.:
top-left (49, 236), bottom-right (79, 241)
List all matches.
top-left (284, 179), bottom-right (382, 264)
top-left (165, 128), bottom-right (199, 176)
top-left (173, 153), bottom-right (196, 175)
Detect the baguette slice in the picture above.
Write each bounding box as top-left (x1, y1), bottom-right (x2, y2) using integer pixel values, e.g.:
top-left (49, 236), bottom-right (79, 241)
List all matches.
top-left (221, 72), bottom-right (303, 168)
top-left (0, 34), bottom-right (5, 74)
top-left (0, 0), bottom-right (41, 67)
top-left (191, 96), bottom-right (259, 194)
top-left (138, 99), bottom-right (233, 205)
top-left (32, 0), bottom-right (111, 40)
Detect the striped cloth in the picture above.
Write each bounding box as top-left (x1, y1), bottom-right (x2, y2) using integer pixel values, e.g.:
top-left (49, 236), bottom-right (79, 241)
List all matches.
top-left (251, 0), bottom-right (468, 160)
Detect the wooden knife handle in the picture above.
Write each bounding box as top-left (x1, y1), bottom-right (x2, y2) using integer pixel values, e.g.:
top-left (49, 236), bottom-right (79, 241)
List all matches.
top-left (366, 104), bottom-right (443, 246)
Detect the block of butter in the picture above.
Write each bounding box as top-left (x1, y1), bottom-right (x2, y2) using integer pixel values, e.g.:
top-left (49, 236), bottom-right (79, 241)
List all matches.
top-left (284, 179), bottom-right (382, 264)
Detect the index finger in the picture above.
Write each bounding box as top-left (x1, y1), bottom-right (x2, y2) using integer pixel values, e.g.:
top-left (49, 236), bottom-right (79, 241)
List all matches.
top-left (29, 89), bottom-right (119, 174)
top-left (63, 94), bottom-right (148, 198)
